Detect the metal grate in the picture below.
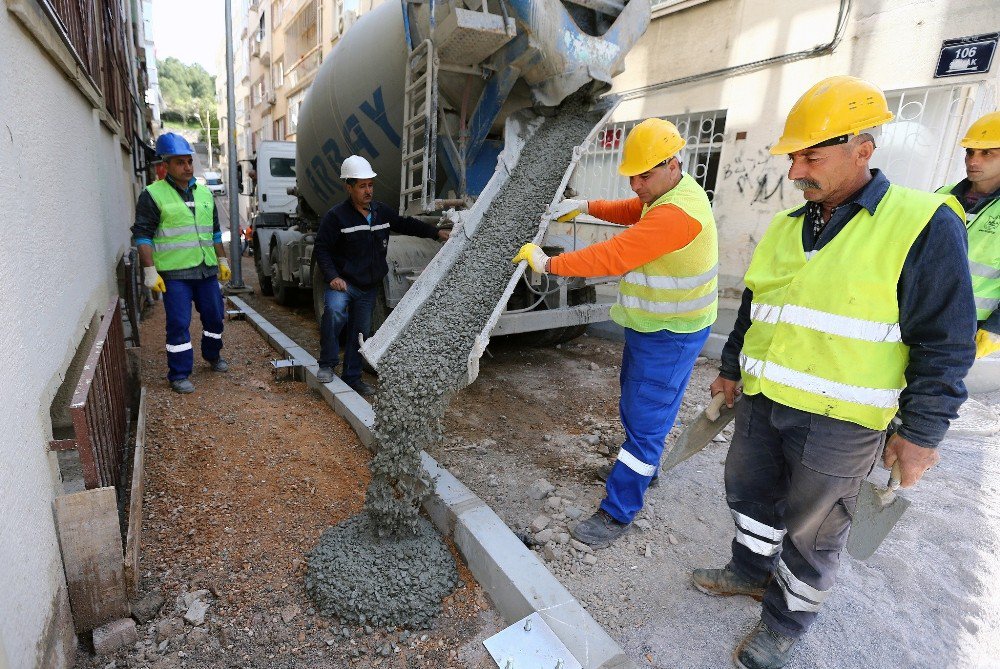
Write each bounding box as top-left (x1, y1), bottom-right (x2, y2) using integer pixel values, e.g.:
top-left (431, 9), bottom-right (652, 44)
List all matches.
top-left (570, 109), bottom-right (727, 202)
top-left (873, 80), bottom-right (999, 191)
top-left (69, 298), bottom-right (130, 500)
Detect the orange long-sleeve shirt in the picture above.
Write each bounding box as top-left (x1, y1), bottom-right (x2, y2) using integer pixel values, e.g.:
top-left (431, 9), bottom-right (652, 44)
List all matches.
top-left (548, 198), bottom-right (703, 277)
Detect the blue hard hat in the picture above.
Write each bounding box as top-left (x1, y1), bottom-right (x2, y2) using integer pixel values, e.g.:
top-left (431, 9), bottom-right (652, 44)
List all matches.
top-left (155, 132), bottom-right (195, 158)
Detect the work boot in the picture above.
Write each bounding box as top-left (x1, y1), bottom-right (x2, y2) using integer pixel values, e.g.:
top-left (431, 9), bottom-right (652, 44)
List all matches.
top-left (733, 621), bottom-right (797, 669)
top-left (171, 378), bottom-right (195, 394)
top-left (348, 379), bottom-right (375, 397)
top-left (596, 463), bottom-right (659, 488)
top-left (691, 565), bottom-right (770, 602)
top-left (209, 358), bottom-right (229, 372)
top-left (570, 509), bottom-right (630, 549)
top-left (317, 367), bottom-right (335, 383)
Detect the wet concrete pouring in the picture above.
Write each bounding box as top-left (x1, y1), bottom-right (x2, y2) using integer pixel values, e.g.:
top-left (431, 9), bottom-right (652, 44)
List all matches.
top-left (302, 97), bottom-right (599, 632)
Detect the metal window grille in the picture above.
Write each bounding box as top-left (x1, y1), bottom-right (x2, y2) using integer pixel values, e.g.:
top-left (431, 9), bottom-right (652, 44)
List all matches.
top-left (570, 109), bottom-right (727, 202)
top-left (873, 80), bottom-right (999, 191)
top-left (41, 0), bottom-right (99, 82)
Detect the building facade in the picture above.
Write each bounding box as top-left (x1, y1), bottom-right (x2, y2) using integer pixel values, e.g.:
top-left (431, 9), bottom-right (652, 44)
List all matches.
top-left (0, 1), bottom-right (155, 667)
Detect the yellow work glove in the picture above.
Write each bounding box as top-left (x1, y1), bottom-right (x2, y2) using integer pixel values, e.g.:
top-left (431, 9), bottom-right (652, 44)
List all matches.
top-left (975, 328), bottom-right (1000, 359)
top-left (218, 257), bottom-right (232, 283)
top-left (143, 266), bottom-right (166, 293)
top-left (549, 198), bottom-right (589, 222)
top-left (512, 243), bottom-right (550, 274)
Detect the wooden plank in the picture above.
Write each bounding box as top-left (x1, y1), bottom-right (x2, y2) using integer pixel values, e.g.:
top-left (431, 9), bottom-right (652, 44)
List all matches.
top-left (124, 388), bottom-right (147, 596)
top-left (53, 487), bottom-right (128, 632)
top-left (48, 439), bottom-right (77, 452)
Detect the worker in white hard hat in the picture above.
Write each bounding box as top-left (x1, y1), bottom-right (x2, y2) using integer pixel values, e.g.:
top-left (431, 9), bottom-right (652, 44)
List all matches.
top-left (512, 117), bottom-right (719, 549)
top-left (695, 76), bottom-right (976, 669)
top-left (313, 155), bottom-right (450, 394)
top-left (935, 111), bottom-right (1000, 359)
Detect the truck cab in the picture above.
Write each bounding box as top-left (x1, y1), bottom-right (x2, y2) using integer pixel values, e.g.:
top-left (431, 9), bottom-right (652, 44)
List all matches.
top-left (248, 141), bottom-right (300, 300)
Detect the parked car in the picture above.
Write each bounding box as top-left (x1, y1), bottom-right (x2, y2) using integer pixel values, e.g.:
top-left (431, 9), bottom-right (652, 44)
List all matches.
top-left (202, 171), bottom-right (225, 196)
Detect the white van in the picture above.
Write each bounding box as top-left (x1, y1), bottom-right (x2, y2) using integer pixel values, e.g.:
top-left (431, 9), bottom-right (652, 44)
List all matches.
top-left (202, 171), bottom-right (226, 196)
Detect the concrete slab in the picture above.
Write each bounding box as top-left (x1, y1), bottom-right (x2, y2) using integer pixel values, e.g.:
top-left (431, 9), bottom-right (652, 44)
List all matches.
top-left (230, 295), bottom-right (636, 669)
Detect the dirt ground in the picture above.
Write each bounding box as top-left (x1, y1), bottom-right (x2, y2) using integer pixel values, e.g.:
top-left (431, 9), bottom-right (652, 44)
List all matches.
top-left (238, 278), bottom-right (1000, 669)
top-left (74, 298), bottom-right (502, 669)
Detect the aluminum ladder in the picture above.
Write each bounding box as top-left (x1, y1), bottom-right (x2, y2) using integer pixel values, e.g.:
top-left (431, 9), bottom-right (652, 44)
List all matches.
top-left (399, 39), bottom-right (438, 216)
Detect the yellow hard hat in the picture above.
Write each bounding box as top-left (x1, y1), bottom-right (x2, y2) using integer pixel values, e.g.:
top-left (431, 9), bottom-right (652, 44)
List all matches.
top-left (770, 76), bottom-right (894, 155)
top-left (960, 111), bottom-right (1000, 149)
top-left (618, 118), bottom-right (687, 176)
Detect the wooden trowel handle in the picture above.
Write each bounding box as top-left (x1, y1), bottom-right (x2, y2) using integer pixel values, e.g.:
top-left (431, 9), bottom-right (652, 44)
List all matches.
top-left (705, 393), bottom-right (727, 421)
top-left (888, 461), bottom-right (902, 491)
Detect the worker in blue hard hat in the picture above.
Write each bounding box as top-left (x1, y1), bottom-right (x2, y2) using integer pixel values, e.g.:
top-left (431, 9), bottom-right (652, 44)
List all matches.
top-left (131, 132), bottom-right (232, 394)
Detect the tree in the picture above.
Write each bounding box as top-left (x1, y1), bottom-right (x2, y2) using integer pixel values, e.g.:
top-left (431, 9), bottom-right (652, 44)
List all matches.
top-left (157, 57), bottom-right (216, 125)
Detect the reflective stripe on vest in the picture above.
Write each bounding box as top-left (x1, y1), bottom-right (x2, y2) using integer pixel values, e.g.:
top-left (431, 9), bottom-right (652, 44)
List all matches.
top-left (611, 173), bottom-right (719, 334)
top-left (147, 179), bottom-right (218, 272)
top-left (740, 185), bottom-right (964, 430)
top-left (937, 184), bottom-right (1000, 321)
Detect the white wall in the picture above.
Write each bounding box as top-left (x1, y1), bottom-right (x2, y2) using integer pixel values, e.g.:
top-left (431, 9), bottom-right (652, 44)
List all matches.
top-left (606, 0), bottom-right (1000, 301)
top-left (0, 7), bottom-right (141, 668)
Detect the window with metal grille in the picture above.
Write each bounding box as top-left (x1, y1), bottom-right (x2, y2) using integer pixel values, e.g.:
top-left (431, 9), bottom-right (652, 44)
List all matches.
top-left (570, 109), bottom-right (727, 202)
top-left (871, 81), bottom-right (998, 191)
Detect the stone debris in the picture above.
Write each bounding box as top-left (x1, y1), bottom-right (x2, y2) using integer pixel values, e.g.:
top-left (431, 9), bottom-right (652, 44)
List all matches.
top-left (530, 514), bottom-right (552, 533)
top-left (280, 604), bottom-right (300, 623)
top-left (130, 592), bottom-right (165, 624)
top-left (527, 478), bottom-right (556, 500)
top-left (92, 618), bottom-right (138, 655)
top-left (183, 599), bottom-right (209, 627)
top-left (155, 618), bottom-right (184, 643)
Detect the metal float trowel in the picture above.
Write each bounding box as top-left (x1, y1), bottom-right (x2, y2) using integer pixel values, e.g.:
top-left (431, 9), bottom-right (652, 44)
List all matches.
top-left (846, 461), bottom-right (910, 560)
top-left (660, 393), bottom-right (740, 473)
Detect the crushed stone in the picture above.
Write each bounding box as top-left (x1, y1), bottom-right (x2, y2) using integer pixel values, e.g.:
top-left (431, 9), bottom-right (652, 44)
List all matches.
top-left (304, 95), bottom-right (600, 628)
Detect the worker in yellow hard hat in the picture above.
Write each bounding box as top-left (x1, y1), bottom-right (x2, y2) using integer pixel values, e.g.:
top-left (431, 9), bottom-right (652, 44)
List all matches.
top-left (512, 117), bottom-right (719, 549)
top-left (935, 111), bottom-right (1000, 359)
top-left (692, 76), bottom-right (976, 669)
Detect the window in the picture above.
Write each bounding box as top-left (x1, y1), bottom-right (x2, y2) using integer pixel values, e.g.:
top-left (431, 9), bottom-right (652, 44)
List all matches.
top-left (272, 58), bottom-right (284, 89)
top-left (571, 110), bottom-right (727, 202)
top-left (273, 116), bottom-right (287, 140)
top-left (288, 91), bottom-right (306, 134)
top-left (272, 0), bottom-right (288, 27)
top-left (252, 77), bottom-right (265, 106)
top-left (651, 0), bottom-right (713, 16)
top-left (270, 157), bottom-right (296, 177)
top-left (871, 82), bottom-right (997, 191)
top-left (258, 12), bottom-right (266, 41)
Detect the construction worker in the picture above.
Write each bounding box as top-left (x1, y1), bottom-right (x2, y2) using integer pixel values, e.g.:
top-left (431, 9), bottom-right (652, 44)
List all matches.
top-left (695, 76), bottom-right (977, 669)
top-left (132, 132), bottom-right (231, 394)
top-left (936, 111), bottom-right (1000, 359)
top-left (313, 155), bottom-right (449, 395)
top-left (512, 118), bottom-right (718, 548)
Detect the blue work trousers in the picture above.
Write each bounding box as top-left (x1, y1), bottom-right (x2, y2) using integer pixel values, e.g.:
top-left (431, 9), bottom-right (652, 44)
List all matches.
top-left (319, 284), bottom-right (377, 384)
top-left (724, 393), bottom-right (883, 638)
top-left (162, 277), bottom-right (225, 381)
top-left (602, 326), bottom-right (710, 523)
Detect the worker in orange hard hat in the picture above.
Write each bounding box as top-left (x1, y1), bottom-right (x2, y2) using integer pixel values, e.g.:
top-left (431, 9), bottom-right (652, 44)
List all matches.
top-left (513, 117), bottom-right (719, 549)
top-left (694, 75), bottom-right (976, 669)
top-left (935, 111), bottom-right (1000, 359)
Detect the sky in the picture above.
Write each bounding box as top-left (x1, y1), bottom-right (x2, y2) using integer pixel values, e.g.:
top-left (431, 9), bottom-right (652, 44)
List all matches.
top-left (152, 0), bottom-right (227, 76)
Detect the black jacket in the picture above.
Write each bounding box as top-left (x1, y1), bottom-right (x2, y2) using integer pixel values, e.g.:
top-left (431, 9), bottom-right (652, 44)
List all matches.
top-left (314, 199), bottom-right (440, 290)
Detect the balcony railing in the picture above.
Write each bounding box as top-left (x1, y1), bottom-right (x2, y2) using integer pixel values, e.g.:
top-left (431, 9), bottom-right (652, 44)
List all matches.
top-left (285, 45), bottom-right (321, 92)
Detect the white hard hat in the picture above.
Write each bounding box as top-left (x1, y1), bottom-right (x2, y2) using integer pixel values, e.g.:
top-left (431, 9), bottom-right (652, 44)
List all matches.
top-left (341, 155), bottom-right (377, 179)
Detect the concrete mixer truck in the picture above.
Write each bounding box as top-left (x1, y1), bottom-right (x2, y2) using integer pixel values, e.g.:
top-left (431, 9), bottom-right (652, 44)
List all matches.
top-left (251, 0), bottom-right (650, 342)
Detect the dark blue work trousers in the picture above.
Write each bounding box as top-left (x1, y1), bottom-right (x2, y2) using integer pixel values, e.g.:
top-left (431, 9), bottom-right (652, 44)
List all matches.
top-left (318, 284), bottom-right (377, 384)
top-left (602, 326), bottom-right (710, 523)
top-left (162, 277), bottom-right (225, 381)
top-left (724, 393), bottom-right (884, 638)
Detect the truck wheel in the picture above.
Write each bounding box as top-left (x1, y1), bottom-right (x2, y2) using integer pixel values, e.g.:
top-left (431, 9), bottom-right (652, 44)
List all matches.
top-left (312, 259), bottom-right (326, 326)
top-left (254, 239), bottom-right (273, 296)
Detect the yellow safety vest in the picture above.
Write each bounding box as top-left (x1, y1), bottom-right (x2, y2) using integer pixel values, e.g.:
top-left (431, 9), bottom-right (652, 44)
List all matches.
top-left (936, 183), bottom-right (1000, 322)
top-left (611, 173), bottom-right (719, 333)
top-left (147, 179), bottom-right (218, 272)
top-left (741, 185), bottom-right (963, 430)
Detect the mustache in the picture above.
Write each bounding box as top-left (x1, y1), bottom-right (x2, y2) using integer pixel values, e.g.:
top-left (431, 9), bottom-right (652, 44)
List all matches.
top-left (793, 179), bottom-right (821, 191)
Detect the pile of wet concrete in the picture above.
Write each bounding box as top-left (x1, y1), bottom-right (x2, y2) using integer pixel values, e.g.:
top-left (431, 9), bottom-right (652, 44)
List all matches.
top-left (306, 96), bottom-right (600, 629)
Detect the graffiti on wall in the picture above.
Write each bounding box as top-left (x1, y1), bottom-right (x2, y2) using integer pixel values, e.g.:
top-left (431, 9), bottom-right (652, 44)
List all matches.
top-left (721, 146), bottom-right (789, 206)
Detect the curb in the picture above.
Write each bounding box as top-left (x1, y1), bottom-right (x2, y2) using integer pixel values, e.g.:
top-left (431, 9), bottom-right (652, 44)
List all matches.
top-left (227, 296), bottom-right (637, 669)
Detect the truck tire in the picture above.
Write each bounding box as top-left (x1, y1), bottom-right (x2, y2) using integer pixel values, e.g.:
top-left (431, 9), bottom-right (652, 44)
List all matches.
top-left (270, 241), bottom-right (295, 306)
top-left (312, 257), bottom-right (326, 326)
top-left (254, 238), bottom-right (274, 296)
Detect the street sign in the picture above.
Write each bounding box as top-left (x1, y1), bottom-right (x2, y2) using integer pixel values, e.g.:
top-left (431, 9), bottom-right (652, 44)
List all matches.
top-left (934, 33), bottom-right (998, 78)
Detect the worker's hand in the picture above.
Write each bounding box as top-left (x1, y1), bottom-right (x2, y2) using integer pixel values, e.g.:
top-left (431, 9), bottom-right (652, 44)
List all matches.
top-left (437, 229), bottom-right (451, 241)
top-left (882, 433), bottom-right (940, 488)
top-left (549, 198), bottom-right (589, 222)
top-left (143, 266), bottom-right (166, 293)
top-left (709, 374), bottom-right (741, 409)
top-left (975, 328), bottom-right (1000, 359)
top-left (512, 243), bottom-right (549, 274)
top-left (217, 257), bottom-right (232, 283)
top-left (329, 277), bottom-right (348, 291)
